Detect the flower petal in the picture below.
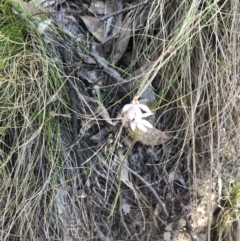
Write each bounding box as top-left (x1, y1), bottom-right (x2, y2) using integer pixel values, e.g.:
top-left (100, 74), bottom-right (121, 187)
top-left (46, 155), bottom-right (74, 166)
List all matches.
top-left (136, 122), bottom-right (148, 132)
top-left (134, 106), bottom-right (143, 120)
top-left (138, 104), bottom-right (152, 113)
top-left (130, 120), bottom-right (137, 131)
top-left (122, 104), bottom-right (132, 113)
top-left (142, 112), bottom-right (153, 118)
top-left (140, 119), bottom-right (153, 129)
top-left (128, 106), bottom-right (136, 120)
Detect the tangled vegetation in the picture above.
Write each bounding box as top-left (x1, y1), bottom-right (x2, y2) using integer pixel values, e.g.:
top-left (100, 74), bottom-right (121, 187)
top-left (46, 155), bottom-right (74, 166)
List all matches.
top-left (0, 0), bottom-right (239, 240)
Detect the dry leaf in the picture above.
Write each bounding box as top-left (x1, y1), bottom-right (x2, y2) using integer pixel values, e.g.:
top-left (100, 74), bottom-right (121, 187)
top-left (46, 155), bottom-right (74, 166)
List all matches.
top-left (40, 0), bottom-right (55, 8)
top-left (80, 16), bottom-right (105, 43)
top-left (122, 113), bottom-right (172, 146)
top-left (122, 202), bottom-right (131, 215)
top-left (97, 104), bottom-right (114, 127)
top-left (90, 44), bottom-right (124, 83)
top-left (12, 0), bottom-right (47, 19)
top-left (132, 126), bottom-right (171, 146)
top-left (89, 0), bottom-right (114, 15)
top-left (89, 126), bottom-right (111, 141)
top-left (111, 17), bottom-right (131, 64)
top-left (102, 0), bottom-right (123, 44)
top-left (118, 148), bottom-right (135, 191)
top-left (75, 47), bottom-right (97, 65)
top-left (81, 14), bottom-right (121, 45)
top-left (82, 95), bottom-right (115, 127)
top-left (30, 0), bottom-right (63, 10)
top-left (78, 67), bottom-right (99, 84)
top-left (118, 149), bottom-right (129, 182)
top-left (103, 16), bottom-right (115, 43)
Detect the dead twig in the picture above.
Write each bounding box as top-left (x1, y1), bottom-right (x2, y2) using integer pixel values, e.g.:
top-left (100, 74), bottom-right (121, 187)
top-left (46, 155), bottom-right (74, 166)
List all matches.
top-left (126, 166), bottom-right (169, 218)
top-left (100, 0), bottom-right (155, 22)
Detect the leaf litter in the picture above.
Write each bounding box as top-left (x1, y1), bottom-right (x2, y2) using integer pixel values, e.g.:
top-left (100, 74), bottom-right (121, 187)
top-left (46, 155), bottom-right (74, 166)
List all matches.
top-left (2, 1), bottom-right (240, 241)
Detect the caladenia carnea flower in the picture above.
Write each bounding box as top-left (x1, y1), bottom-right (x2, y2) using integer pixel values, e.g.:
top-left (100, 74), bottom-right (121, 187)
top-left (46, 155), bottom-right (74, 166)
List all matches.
top-left (122, 97), bottom-right (153, 120)
top-left (122, 97), bottom-right (153, 132)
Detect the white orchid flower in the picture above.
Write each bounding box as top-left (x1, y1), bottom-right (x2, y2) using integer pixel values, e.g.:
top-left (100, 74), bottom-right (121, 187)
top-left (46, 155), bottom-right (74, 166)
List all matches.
top-left (122, 97), bottom-right (154, 132)
top-left (122, 97), bottom-right (153, 120)
top-left (130, 113), bottom-right (153, 132)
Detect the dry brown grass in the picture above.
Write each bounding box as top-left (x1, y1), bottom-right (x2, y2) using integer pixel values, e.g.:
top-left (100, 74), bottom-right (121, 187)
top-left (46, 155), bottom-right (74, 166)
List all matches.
top-left (0, 0), bottom-right (240, 240)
